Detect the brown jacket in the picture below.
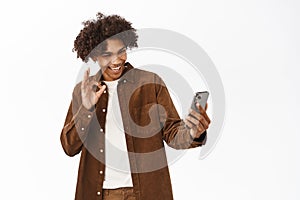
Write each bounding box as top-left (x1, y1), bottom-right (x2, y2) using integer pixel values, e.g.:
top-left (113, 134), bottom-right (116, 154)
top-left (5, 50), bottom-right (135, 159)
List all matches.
top-left (60, 62), bottom-right (207, 200)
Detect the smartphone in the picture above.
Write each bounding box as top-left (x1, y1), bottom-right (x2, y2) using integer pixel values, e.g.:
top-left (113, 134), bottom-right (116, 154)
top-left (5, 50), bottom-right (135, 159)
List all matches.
top-left (190, 91), bottom-right (209, 113)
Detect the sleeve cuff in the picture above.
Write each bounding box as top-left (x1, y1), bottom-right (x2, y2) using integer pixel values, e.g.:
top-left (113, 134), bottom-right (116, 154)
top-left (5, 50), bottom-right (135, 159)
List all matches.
top-left (74, 104), bottom-right (95, 136)
top-left (189, 131), bottom-right (207, 147)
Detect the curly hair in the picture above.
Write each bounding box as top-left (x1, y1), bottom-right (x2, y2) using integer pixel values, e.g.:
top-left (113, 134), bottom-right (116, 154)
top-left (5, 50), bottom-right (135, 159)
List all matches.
top-left (73, 12), bottom-right (138, 62)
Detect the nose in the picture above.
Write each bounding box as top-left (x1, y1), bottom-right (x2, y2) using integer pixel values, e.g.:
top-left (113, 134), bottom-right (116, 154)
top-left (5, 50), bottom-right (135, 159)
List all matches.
top-left (111, 54), bottom-right (122, 65)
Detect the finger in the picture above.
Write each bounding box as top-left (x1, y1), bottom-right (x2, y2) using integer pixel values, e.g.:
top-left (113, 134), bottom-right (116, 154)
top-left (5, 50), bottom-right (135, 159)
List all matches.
top-left (205, 114), bottom-right (211, 125)
top-left (88, 80), bottom-right (101, 90)
top-left (197, 103), bottom-right (211, 124)
top-left (188, 112), bottom-right (209, 130)
top-left (185, 115), bottom-right (200, 126)
top-left (197, 122), bottom-right (205, 132)
top-left (95, 85), bottom-right (106, 98)
top-left (81, 68), bottom-right (90, 89)
top-left (189, 108), bottom-right (201, 120)
top-left (205, 103), bottom-right (208, 111)
top-left (196, 123), bottom-right (206, 137)
top-left (196, 103), bottom-right (206, 114)
top-left (84, 68), bottom-right (90, 81)
top-left (188, 108), bottom-right (210, 129)
top-left (199, 116), bottom-right (209, 130)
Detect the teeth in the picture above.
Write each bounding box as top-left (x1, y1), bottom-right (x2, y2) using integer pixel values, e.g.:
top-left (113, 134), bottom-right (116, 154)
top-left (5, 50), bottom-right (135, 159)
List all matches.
top-left (110, 65), bottom-right (121, 71)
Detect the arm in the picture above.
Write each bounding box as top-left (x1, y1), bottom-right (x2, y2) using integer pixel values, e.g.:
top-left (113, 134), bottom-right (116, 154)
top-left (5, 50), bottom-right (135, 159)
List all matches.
top-left (60, 88), bottom-right (94, 157)
top-left (60, 68), bottom-right (106, 156)
top-left (155, 75), bottom-right (208, 149)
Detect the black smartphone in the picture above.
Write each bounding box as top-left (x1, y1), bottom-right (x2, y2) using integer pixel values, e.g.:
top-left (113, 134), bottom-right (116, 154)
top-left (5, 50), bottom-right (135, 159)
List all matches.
top-left (190, 91), bottom-right (209, 113)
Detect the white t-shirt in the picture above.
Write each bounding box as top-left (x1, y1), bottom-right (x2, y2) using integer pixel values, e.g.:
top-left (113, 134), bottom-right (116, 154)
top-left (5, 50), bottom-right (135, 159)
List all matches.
top-left (102, 79), bottom-right (133, 189)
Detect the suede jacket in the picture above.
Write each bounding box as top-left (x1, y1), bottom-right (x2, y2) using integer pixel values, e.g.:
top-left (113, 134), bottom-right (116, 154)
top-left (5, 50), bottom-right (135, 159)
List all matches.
top-left (60, 62), bottom-right (207, 200)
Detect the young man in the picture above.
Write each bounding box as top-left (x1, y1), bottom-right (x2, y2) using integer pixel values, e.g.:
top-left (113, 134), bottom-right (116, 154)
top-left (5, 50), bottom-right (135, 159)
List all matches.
top-left (60, 12), bottom-right (210, 200)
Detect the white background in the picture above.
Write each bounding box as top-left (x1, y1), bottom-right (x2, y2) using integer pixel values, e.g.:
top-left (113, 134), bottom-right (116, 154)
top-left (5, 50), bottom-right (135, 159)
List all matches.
top-left (1, 0), bottom-right (299, 199)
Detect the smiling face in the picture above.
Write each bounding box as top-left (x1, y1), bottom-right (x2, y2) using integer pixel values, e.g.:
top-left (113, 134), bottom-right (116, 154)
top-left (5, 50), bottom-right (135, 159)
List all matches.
top-left (94, 39), bottom-right (127, 81)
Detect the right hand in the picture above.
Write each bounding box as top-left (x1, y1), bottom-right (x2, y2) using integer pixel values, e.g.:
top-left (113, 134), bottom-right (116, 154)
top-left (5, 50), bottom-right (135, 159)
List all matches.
top-left (81, 68), bottom-right (106, 110)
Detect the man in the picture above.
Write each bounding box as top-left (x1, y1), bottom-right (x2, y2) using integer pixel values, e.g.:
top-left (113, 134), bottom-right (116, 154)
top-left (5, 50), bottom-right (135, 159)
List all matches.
top-left (60, 12), bottom-right (210, 200)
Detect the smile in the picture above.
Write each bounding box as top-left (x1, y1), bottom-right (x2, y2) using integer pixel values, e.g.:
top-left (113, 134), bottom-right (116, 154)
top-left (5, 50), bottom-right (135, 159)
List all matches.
top-left (108, 65), bottom-right (122, 71)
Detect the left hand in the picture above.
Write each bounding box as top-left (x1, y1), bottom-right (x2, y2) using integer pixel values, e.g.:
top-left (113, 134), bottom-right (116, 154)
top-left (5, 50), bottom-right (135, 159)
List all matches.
top-left (184, 103), bottom-right (211, 138)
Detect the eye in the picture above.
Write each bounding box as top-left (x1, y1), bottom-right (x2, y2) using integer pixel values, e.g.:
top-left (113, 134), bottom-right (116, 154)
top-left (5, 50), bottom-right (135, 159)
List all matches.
top-left (101, 53), bottom-right (111, 57)
top-left (118, 48), bottom-right (126, 54)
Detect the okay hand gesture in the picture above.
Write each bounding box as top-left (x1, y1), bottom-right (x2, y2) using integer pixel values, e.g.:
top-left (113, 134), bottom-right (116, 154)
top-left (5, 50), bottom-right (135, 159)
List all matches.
top-left (81, 68), bottom-right (106, 110)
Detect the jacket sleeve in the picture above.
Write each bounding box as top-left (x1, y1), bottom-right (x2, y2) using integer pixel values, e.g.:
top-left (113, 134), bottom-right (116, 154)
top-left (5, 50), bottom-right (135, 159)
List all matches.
top-left (155, 75), bottom-right (207, 149)
top-left (60, 86), bottom-right (95, 157)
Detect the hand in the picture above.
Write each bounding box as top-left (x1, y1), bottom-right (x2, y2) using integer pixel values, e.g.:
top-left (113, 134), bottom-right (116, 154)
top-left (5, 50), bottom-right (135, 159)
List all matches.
top-left (184, 103), bottom-right (211, 138)
top-left (81, 68), bottom-right (106, 110)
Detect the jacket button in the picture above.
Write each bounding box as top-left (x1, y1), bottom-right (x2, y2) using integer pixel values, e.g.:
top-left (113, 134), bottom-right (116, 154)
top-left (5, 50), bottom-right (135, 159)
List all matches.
top-left (99, 170), bottom-right (103, 174)
top-left (102, 109), bottom-right (106, 112)
top-left (97, 191), bottom-right (101, 195)
top-left (123, 79), bottom-right (127, 83)
top-left (100, 149), bottom-right (104, 153)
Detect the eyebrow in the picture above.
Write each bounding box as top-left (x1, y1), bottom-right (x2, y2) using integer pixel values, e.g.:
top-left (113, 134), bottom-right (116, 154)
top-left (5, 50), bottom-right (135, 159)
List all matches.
top-left (101, 46), bottom-right (126, 54)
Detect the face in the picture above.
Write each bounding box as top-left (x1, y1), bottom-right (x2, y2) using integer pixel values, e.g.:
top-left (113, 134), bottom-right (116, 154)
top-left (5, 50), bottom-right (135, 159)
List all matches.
top-left (94, 39), bottom-right (127, 81)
